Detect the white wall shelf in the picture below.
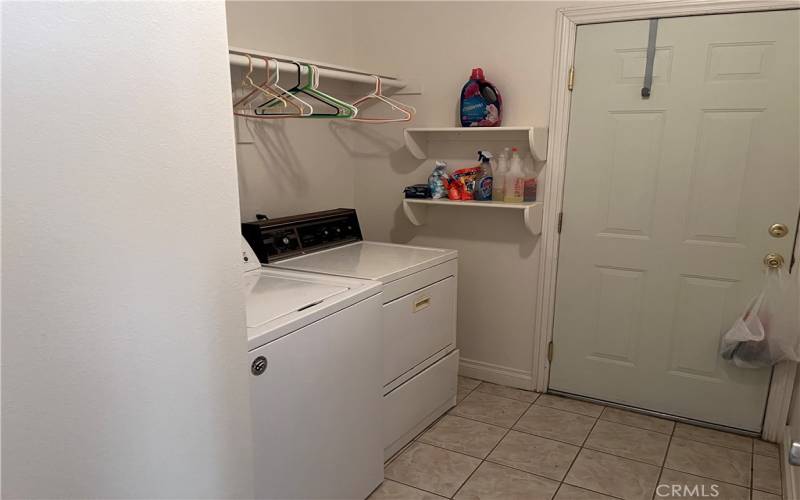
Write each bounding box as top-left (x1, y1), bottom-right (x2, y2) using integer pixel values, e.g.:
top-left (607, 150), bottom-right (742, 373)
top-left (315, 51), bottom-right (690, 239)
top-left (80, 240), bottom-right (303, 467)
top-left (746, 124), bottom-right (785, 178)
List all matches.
top-left (403, 199), bottom-right (544, 236)
top-left (403, 126), bottom-right (548, 161)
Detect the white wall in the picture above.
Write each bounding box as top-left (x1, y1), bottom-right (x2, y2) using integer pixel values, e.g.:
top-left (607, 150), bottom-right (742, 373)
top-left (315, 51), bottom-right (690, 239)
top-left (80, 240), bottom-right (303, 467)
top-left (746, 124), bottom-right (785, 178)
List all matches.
top-left (349, 1), bottom-right (580, 387)
top-left (226, 1), bottom-right (360, 221)
top-left (1, 2), bottom-right (254, 498)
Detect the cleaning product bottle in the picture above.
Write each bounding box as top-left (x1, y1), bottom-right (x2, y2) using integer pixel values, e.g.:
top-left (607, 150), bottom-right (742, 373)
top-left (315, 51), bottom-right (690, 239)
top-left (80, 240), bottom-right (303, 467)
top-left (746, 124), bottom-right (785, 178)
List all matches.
top-left (492, 149), bottom-right (508, 201)
top-left (428, 161), bottom-right (448, 199)
top-left (504, 148), bottom-right (524, 203)
top-left (522, 153), bottom-right (537, 202)
top-left (459, 68), bottom-right (502, 127)
top-left (474, 151), bottom-right (493, 201)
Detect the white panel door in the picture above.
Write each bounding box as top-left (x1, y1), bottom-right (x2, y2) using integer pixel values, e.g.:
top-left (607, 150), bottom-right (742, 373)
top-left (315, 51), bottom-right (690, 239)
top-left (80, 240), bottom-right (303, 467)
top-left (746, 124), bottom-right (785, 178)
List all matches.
top-left (550, 10), bottom-right (799, 432)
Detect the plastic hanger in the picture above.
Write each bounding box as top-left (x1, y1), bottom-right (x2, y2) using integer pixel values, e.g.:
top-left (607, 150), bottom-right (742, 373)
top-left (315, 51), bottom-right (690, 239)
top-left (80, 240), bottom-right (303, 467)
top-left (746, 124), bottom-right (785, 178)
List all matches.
top-left (259, 57), bottom-right (313, 116)
top-left (257, 63), bottom-right (355, 118)
top-left (350, 75), bottom-right (415, 123)
top-left (234, 56), bottom-right (310, 119)
top-left (257, 63), bottom-right (357, 119)
top-left (233, 55), bottom-right (288, 115)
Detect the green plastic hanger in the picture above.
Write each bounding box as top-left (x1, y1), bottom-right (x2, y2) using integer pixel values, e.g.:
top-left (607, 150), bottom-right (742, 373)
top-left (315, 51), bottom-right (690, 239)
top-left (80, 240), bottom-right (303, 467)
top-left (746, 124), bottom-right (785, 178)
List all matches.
top-left (257, 63), bottom-right (357, 119)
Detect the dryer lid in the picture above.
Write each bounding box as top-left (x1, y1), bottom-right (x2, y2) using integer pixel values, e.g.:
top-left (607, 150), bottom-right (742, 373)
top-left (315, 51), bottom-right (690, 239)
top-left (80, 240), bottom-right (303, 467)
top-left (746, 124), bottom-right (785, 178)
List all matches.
top-left (269, 241), bottom-right (456, 282)
top-left (244, 273), bottom-right (349, 328)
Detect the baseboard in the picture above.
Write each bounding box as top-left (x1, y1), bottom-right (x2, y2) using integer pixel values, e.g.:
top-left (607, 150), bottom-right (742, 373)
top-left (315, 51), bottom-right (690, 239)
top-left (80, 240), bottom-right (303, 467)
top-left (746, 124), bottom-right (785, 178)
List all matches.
top-left (459, 357), bottom-right (533, 390)
top-left (783, 425), bottom-right (797, 500)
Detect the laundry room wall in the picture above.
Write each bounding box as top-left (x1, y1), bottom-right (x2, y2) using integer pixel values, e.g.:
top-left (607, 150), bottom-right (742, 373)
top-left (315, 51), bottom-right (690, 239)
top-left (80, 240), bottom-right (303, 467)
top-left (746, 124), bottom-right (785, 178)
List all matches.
top-left (2, 2), bottom-right (253, 498)
top-left (225, 1), bottom-right (584, 389)
top-left (225, 1), bottom-right (361, 221)
top-left (348, 1), bottom-right (582, 388)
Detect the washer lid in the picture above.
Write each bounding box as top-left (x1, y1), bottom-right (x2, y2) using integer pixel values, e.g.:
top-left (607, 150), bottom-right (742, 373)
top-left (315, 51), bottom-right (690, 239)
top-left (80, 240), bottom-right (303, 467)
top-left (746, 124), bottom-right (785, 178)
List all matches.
top-left (269, 241), bottom-right (456, 282)
top-left (244, 273), bottom-right (348, 328)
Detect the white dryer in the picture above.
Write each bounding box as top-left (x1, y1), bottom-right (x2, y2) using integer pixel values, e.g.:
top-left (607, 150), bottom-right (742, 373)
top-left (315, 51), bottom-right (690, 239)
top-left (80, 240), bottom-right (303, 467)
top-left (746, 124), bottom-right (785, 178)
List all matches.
top-left (243, 209), bottom-right (459, 459)
top-left (241, 238), bottom-right (383, 499)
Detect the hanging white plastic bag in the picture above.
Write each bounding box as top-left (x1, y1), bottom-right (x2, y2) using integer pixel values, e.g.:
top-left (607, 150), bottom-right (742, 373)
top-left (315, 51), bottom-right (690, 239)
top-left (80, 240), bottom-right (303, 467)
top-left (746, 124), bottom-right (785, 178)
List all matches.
top-left (720, 268), bottom-right (800, 369)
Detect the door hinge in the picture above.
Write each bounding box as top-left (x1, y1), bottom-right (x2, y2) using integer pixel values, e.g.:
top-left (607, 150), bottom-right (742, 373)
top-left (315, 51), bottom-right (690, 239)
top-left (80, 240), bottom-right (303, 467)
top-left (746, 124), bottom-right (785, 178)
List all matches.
top-left (547, 341), bottom-right (554, 363)
top-left (568, 66), bottom-right (575, 91)
top-left (557, 212), bottom-right (563, 234)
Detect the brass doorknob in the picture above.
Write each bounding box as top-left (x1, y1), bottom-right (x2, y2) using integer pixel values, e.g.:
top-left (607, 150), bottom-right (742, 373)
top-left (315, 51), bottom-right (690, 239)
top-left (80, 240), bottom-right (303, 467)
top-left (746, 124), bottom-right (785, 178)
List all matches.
top-left (764, 253), bottom-right (785, 269)
top-left (769, 223), bottom-right (789, 238)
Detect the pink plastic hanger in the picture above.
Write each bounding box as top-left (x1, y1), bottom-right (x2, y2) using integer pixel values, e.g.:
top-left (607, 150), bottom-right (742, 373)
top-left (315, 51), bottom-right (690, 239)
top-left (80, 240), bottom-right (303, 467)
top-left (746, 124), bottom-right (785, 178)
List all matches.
top-left (350, 75), bottom-right (415, 123)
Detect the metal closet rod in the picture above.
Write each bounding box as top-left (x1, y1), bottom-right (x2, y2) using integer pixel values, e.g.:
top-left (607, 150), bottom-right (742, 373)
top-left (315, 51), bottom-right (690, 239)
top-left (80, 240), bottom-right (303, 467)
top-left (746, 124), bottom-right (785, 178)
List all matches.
top-left (228, 49), bottom-right (407, 90)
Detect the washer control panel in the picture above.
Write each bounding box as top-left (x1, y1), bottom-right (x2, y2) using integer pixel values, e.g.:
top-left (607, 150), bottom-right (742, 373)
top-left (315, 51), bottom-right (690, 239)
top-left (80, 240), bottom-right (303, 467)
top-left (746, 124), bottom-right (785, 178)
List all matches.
top-left (241, 208), bottom-right (362, 263)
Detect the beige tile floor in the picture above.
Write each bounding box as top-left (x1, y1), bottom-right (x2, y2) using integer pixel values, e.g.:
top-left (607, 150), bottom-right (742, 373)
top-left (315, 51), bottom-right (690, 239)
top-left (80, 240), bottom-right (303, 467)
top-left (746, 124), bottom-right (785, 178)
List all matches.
top-left (370, 377), bottom-right (782, 500)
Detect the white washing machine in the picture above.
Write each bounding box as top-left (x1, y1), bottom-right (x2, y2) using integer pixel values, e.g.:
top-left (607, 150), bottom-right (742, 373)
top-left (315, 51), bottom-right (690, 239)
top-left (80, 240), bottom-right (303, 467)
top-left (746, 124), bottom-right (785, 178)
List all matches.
top-left (241, 238), bottom-right (384, 499)
top-left (242, 209), bottom-right (459, 459)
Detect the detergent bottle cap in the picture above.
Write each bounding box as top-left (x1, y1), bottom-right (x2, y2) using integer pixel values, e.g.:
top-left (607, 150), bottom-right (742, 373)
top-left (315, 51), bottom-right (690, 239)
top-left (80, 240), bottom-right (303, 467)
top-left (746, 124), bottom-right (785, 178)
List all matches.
top-left (470, 68), bottom-right (485, 80)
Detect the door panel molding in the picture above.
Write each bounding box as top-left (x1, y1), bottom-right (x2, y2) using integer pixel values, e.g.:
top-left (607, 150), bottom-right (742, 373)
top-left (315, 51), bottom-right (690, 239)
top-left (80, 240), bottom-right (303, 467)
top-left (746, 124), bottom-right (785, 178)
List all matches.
top-left (533, 0), bottom-right (799, 442)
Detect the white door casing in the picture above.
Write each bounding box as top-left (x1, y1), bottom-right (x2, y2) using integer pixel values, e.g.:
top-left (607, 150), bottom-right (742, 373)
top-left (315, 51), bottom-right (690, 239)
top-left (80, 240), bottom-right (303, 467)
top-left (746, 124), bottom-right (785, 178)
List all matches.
top-left (548, 9), bottom-right (799, 432)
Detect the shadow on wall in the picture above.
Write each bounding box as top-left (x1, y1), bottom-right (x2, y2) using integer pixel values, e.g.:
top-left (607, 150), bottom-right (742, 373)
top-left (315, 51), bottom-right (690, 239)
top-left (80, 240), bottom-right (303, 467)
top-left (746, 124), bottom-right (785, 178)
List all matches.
top-left (390, 204), bottom-right (419, 244)
top-left (330, 119), bottom-right (429, 241)
top-left (328, 121), bottom-right (417, 173)
top-left (331, 120), bottom-right (437, 242)
top-left (244, 119), bottom-right (307, 193)
top-left (390, 203), bottom-right (538, 261)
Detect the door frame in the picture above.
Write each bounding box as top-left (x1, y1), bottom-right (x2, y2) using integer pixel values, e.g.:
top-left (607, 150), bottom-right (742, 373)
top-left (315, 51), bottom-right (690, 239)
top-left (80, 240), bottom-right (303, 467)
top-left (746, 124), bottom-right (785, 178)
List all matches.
top-left (534, 0), bottom-right (800, 440)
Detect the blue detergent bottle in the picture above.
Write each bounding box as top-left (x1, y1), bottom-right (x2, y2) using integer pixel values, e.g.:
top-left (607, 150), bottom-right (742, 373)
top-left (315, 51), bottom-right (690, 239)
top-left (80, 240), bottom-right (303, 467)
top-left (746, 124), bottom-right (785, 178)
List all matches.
top-left (460, 68), bottom-right (502, 127)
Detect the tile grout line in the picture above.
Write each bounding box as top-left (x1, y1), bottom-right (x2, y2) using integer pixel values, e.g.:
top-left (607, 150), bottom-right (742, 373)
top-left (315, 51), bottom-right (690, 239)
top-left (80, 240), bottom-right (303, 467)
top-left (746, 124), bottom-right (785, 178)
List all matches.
top-left (457, 391), bottom-right (629, 500)
top-left (673, 437), bottom-right (756, 454)
top-left (449, 408), bottom-right (590, 449)
top-left (536, 396), bottom-right (605, 419)
top-left (534, 396), bottom-right (765, 495)
top-left (469, 384), bottom-right (765, 456)
top-left (382, 477), bottom-right (450, 499)
top-left (559, 409), bottom-right (632, 500)
top-left (403, 379), bottom-right (540, 499)
top-left (673, 423), bottom-right (756, 454)
top-left (658, 466), bottom-right (753, 492)
top-left (577, 420), bottom-right (674, 469)
top-left (488, 398), bottom-right (756, 491)
top-left (512, 427), bottom-right (596, 449)
top-left (392, 384), bottom-right (767, 500)
top-left (383, 379), bottom-right (483, 493)
top-left (553, 416), bottom-right (600, 500)
top-left (650, 420), bottom-right (677, 499)
top-left (450, 394), bottom-right (539, 499)
top-left (598, 407), bottom-right (675, 436)
top-left (487, 397), bottom-right (628, 500)
top-left (665, 425), bottom-right (756, 489)
top-left (467, 383), bottom-right (542, 404)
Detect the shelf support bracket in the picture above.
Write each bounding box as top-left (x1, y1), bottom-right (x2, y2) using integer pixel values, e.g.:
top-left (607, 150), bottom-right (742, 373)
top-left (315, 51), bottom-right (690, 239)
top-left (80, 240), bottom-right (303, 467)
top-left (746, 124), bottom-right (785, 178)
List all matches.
top-left (402, 200), bottom-right (427, 226)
